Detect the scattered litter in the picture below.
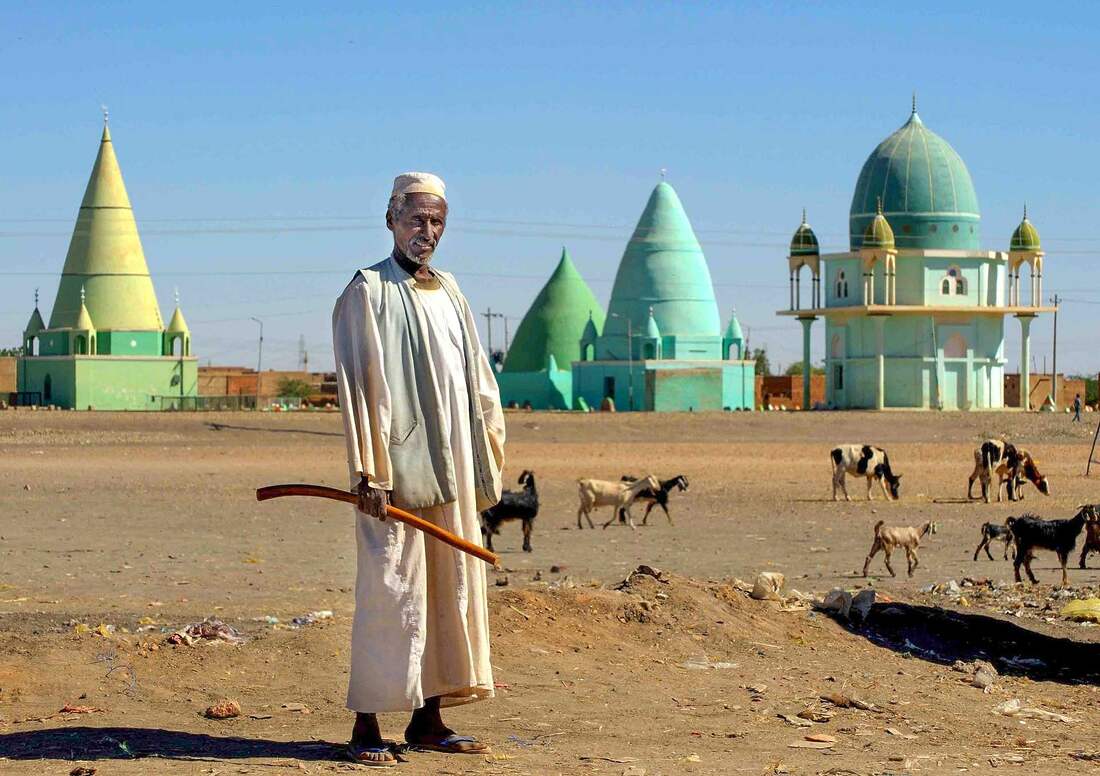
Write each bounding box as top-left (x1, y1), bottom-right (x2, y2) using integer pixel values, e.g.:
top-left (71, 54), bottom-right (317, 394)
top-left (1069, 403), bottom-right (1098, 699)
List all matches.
top-left (780, 713), bottom-right (813, 728)
top-left (679, 656), bottom-right (738, 670)
top-left (797, 707), bottom-right (834, 723)
top-left (850, 589), bottom-right (875, 621)
top-left (993, 699), bottom-right (1077, 723)
top-left (204, 699), bottom-right (241, 719)
top-left (249, 714), bottom-right (273, 720)
top-left (789, 739), bottom-right (834, 749)
top-left (1060, 598), bottom-right (1100, 623)
top-left (682, 754), bottom-right (701, 763)
top-left (750, 571), bottom-right (785, 601)
top-left (621, 767), bottom-right (647, 776)
top-left (805, 734), bottom-right (836, 743)
top-left (166, 618), bottom-right (247, 646)
top-left (821, 692), bottom-right (879, 712)
top-left (281, 702), bottom-right (311, 714)
top-left (819, 589), bottom-right (852, 619)
top-left (59, 704), bottom-right (105, 715)
top-left (290, 610), bottom-right (333, 627)
top-left (70, 768), bottom-right (97, 776)
top-left (885, 727), bottom-right (917, 739)
top-left (1070, 751), bottom-right (1100, 761)
top-left (616, 564), bottom-right (669, 589)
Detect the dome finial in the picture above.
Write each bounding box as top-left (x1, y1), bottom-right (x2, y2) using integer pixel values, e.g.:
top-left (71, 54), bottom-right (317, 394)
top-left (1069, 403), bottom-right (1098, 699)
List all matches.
top-left (912, 91), bottom-right (917, 114)
top-left (34, 287), bottom-right (39, 308)
top-left (801, 207), bottom-right (807, 225)
top-left (659, 167), bottom-right (667, 181)
top-left (876, 196), bottom-right (884, 216)
top-left (80, 284), bottom-right (86, 304)
top-left (1023, 202), bottom-right (1028, 221)
top-left (101, 104), bottom-right (109, 126)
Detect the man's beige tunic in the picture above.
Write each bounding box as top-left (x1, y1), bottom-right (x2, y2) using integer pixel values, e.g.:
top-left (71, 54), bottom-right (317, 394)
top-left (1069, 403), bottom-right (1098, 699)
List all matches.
top-left (332, 257), bottom-right (504, 713)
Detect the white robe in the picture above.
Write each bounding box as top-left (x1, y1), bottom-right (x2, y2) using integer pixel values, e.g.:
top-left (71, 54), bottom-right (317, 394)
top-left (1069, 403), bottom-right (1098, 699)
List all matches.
top-left (339, 277), bottom-right (501, 713)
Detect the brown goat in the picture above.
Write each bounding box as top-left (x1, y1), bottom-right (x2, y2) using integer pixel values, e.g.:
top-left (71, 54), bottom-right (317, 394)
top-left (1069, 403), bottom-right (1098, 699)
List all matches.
top-left (1077, 505), bottom-right (1100, 569)
top-left (863, 520), bottom-right (937, 578)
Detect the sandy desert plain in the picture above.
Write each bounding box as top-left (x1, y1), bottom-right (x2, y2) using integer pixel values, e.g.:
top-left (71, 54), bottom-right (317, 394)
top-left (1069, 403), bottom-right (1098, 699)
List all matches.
top-left (1, 409), bottom-right (1100, 775)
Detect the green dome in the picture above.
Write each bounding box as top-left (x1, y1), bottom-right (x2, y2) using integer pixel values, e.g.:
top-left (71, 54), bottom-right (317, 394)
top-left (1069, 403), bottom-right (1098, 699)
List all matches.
top-left (167, 305), bottom-right (190, 334)
top-left (1011, 208), bottom-right (1041, 251)
top-left (24, 307), bottom-right (45, 336)
top-left (790, 210), bottom-right (819, 256)
top-left (601, 182), bottom-right (720, 356)
top-left (645, 308), bottom-right (661, 339)
top-left (850, 106), bottom-right (980, 250)
top-left (862, 201), bottom-right (895, 249)
top-left (503, 248), bottom-right (605, 373)
top-left (724, 311), bottom-right (743, 342)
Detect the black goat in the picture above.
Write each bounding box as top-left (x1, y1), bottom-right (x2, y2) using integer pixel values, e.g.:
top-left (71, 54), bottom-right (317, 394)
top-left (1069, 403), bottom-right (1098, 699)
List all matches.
top-left (972, 521), bottom-right (1014, 561)
top-left (480, 470), bottom-right (537, 553)
top-left (1006, 511), bottom-right (1088, 587)
top-left (616, 474), bottom-right (690, 525)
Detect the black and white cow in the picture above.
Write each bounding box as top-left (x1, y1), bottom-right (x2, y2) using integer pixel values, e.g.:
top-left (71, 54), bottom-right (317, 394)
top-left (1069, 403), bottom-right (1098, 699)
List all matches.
top-left (830, 444), bottom-right (902, 501)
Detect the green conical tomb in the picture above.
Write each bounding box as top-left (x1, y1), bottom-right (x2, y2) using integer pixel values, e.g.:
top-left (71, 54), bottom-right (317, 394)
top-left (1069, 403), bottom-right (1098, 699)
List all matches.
top-left (503, 248), bottom-right (605, 373)
top-left (600, 182), bottom-right (721, 359)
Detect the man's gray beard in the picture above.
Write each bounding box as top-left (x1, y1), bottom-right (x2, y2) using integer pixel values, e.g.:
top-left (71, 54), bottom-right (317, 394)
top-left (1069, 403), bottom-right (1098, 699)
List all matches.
top-left (406, 237), bottom-right (435, 265)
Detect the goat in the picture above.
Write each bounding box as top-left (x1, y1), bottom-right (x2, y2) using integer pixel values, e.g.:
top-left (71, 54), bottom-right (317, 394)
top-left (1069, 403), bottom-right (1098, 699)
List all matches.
top-left (479, 470), bottom-right (538, 553)
top-left (1076, 504), bottom-right (1100, 569)
top-left (616, 474), bottom-right (690, 525)
top-left (575, 475), bottom-right (661, 530)
top-left (863, 520), bottom-right (937, 577)
top-left (830, 444), bottom-right (902, 501)
top-left (967, 440), bottom-right (1050, 503)
top-left (972, 521), bottom-right (1014, 561)
top-left (1006, 511), bottom-right (1088, 587)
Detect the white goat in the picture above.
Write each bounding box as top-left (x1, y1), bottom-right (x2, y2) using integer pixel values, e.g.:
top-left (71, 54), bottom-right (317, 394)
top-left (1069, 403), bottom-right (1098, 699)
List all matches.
top-left (576, 475), bottom-right (661, 530)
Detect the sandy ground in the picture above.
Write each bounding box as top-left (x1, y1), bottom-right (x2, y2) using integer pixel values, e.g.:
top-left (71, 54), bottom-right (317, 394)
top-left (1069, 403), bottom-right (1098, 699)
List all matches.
top-left (1, 409), bottom-right (1100, 775)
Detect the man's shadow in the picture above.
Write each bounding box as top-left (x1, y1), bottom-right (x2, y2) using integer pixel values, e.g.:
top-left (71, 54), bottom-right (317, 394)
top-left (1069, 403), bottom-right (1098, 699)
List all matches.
top-left (0, 727), bottom-right (342, 763)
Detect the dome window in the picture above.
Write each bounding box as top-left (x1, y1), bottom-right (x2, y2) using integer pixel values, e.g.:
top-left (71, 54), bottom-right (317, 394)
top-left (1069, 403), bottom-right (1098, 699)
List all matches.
top-left (952, 224), bottom-right (960, 233)
top-left (940, 266), bottom-right (967, 296)
top-left (835, 270), bottom-right (849, 299)
top-left (929, 224), bottom-right (938, 233)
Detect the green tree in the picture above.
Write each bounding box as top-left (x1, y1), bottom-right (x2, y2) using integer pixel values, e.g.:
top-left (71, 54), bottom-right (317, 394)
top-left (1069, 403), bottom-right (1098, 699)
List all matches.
top-left (752, 347), bottom-right (772, 377)
top-left (277, 378), bottom-right (314, 400)
top-left (0, 346), bottom-right (23, 356)
top-left (785, 361), bottom-right (826, 376)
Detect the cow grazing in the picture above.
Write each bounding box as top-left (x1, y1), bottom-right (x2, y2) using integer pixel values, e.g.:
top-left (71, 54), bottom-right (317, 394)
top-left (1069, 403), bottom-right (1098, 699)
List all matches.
top-left (575, 475), bottom-right (661, 530)
top-left (967, 440), bottom-right (1050, 503)
top-left (863, 520), bottom-right (937, 577)
top-left (616, 474), bottom-right (690, 525)
top-left (1006, 511), bottom-right (1088, 587)
top-left (830, 444), bottom-right (902, 501)
top-left (480, 470), bottom-right (538, 553)
top-left (972, 521), bottom-right (1014, 561)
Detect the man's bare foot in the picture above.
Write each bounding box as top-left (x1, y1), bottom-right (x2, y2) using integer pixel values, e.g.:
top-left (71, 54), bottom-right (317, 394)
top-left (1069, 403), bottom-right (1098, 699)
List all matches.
top-left (350, 712), bottom-right (397, 767)
top-left (405, 697), bottom-right (490, 754)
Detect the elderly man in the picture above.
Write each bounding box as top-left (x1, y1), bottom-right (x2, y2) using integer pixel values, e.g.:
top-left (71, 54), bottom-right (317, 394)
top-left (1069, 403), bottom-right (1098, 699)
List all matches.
top-left (332, 172), bottom-right (505, 766)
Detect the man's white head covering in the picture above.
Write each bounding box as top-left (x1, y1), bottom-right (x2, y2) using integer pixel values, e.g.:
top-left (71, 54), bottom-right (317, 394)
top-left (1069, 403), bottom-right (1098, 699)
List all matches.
top-left (391, 171), bottom-right (446, 201)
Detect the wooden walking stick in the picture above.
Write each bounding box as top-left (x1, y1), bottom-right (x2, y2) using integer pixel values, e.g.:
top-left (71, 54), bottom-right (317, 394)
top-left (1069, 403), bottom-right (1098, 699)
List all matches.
top-left (256, 484), bottom-right (499, 566)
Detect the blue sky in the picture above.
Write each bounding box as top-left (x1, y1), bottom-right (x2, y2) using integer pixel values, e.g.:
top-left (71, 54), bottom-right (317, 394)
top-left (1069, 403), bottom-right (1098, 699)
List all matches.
top-left (2, 2), bottom-right (1098, 374)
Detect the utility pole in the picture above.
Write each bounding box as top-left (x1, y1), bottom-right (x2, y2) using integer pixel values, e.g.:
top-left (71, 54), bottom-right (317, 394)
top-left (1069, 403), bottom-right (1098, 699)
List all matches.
top-left (481, 308), bottom-right (503, 361)
top-left (1050, 293), bottom-right (1061, 410)
top-left (298, 334), bottom-right (309, 372)
top-left (250, 317), bottom-right (264, 397)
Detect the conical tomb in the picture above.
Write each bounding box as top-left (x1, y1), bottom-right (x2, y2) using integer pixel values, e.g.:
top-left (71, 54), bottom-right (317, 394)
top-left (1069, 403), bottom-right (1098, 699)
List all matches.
top-left (504, 248), bottom-right (605, 373)
top-left (48, 124), bottom-right (164, 332)
top-left (600, 182), bottom-right (721, 359)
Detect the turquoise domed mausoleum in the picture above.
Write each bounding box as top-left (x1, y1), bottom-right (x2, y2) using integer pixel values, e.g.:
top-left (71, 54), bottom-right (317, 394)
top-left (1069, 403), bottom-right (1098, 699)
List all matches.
top-left (778, 101), bottom-right (1053, 410)
top-left (570, 181), bottom-right (754, 411)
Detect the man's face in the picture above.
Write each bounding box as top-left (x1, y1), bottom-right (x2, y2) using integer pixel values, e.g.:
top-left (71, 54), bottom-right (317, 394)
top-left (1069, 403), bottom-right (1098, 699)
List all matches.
top-left (388, 193), bottom-right (447, 265)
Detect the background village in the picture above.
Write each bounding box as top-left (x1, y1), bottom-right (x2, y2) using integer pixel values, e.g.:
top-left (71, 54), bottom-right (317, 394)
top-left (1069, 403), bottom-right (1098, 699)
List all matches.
top-left (4, 7), bottom-right (1100, 776)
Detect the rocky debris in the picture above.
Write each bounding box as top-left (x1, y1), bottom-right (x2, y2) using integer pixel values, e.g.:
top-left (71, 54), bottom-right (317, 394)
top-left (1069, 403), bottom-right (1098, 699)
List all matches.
top-left (166, 618), bottom-right (247, 646)
top-left (204, 699), bottom-right (242, 719)
top-left (821, 692), bottom-right (880, 712)
top-left (69, 768), bottom-right (97, 776)
top-left (750, 572), bottom-right (785, 601)
top-left (616, 564), bottom-right (669, 590)
top-left (993, 698), bottom-right (1077, 724)
top-left (952, 659), bottom-right (998, 693)
top-left (816, 588), bottom-right (875, 623)
top-left (920, 579), bottom-right (1100, 629)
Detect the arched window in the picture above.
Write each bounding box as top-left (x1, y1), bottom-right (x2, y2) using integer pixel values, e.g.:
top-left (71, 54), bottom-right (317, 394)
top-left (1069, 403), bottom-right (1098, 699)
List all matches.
top-left (643, 343), bottom-right (656, 359)
top-left (582, 343), bottom-right (594, 362)
top-left (835, 270), bottom-right (849, 299)
top-left (75, 335), bottom-right (86, 355)
top-left (940, 266), bottom-right (966, 296)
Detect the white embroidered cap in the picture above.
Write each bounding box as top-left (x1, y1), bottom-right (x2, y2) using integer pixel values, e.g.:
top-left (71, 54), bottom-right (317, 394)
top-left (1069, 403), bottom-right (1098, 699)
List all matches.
top-left (391, 171), bottom-right (446, 201)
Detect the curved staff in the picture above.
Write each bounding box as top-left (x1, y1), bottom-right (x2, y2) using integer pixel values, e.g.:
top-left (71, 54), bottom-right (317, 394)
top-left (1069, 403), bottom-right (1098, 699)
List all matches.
top-left (256, 483), bottom-right (499, 566)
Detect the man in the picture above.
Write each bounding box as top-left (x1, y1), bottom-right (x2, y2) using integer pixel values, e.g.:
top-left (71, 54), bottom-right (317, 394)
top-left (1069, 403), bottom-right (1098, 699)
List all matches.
top-left (332, 172), bottom-right (505, 766)
top-left (1073, 393), bottom-right (1083, 422)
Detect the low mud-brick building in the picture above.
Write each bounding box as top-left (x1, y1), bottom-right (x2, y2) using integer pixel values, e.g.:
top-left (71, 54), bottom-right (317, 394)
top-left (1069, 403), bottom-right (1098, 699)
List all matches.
top-left (17, 120), bottom-right (196, 409)
top-left (572, 181), bottom-right (754, 411)
top-left (777, 100), bottom-right (1054, 410)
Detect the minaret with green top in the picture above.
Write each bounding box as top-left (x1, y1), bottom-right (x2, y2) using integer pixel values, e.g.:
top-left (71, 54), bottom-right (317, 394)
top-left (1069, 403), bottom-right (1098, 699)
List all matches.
top-left (17, 116), bottom-right (197, 409)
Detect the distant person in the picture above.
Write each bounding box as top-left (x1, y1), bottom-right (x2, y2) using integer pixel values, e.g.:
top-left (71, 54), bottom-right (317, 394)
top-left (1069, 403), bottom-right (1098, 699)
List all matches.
top-left (1073, 393), bottom-right (1083, 422)
top-left (332, 172), bottom-right (505, 765)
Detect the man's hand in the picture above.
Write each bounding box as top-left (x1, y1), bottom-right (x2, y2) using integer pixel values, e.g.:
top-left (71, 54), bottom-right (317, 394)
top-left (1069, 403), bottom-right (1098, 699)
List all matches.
top-left (356, 477), bottom-right (391, 520)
